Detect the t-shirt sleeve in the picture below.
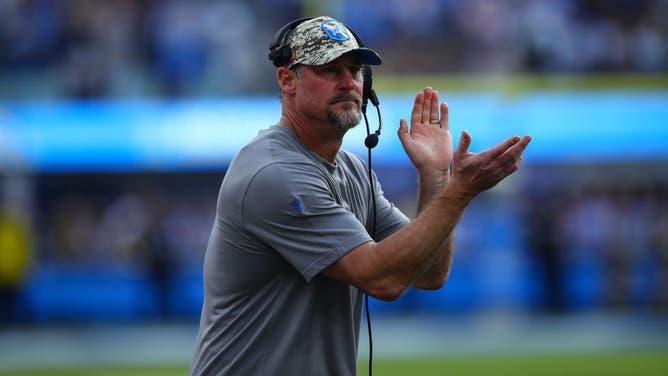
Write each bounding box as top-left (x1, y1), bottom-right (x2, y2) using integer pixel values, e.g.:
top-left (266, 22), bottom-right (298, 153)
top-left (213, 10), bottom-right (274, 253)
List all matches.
top-left (241, 162), bottom-right (373, 282)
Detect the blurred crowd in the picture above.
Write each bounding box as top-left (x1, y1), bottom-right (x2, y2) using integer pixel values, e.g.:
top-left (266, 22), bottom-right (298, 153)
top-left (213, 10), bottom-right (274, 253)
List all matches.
top-left (527, 180), bottom-right (668, 314)
top-left (33, 174), bottom-right (218, 277)
top-left (1, 0), bottom-right (667, 98)
top-left (0, 173), bottom-right (217, 321)
top-left (1, 168), bottom-right (667, 322)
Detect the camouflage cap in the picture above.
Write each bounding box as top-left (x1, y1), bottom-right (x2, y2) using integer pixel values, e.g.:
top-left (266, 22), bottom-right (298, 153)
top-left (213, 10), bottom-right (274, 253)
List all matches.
top-left (286, 16), bottom-right (382, 68)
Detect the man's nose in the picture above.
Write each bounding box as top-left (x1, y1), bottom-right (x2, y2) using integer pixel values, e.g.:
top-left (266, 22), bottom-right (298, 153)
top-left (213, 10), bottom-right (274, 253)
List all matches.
top-left (338, 69), bottom-right (357, 89)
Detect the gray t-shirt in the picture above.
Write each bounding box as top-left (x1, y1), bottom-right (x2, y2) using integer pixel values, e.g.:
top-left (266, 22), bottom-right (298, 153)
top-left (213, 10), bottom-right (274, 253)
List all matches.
top-left (189, 125), bottom-right (409, 376)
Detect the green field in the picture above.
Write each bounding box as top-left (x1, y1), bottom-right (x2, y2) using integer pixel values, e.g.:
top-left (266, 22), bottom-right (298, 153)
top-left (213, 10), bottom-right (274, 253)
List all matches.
top-left (3, 350), bottom-right (666, 376)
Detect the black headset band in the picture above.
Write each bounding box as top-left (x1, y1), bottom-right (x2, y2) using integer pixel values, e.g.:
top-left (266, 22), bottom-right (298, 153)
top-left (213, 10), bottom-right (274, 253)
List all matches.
top-left (268, 17), bottom-right (313, 55)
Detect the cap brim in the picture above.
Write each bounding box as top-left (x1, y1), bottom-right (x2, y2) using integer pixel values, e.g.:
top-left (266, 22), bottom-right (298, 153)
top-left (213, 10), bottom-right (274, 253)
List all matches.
top-left (303, 47), bottom-right (382, 66)
top-left (351, 48), bottom-right (383, 65)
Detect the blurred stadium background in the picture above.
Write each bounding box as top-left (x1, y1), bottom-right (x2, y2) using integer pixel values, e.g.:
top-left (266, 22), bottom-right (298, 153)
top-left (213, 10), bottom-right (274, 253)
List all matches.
top-left (0, 0), bottom-right (667, 374)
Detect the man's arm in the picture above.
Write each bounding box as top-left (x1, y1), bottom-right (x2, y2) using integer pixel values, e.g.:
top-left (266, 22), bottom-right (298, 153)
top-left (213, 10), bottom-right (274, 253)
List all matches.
top-left (399, 87), bottom-right (455, 290)
top-left (323, 87), bottom-right (531, 301)
top-left (324, 179), bottom-right (470, 301)
top-left (409, 170), bottom-right (455, 290)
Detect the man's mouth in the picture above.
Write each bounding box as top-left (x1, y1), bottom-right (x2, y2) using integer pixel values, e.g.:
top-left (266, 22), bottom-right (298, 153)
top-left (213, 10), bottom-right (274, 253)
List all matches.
top-left (329, 95), bottom-right (361, 107)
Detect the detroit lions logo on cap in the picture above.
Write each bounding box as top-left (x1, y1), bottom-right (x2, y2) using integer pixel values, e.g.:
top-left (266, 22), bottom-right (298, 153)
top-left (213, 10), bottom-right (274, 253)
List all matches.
top-left (321, 18), bottom-right (350, 41)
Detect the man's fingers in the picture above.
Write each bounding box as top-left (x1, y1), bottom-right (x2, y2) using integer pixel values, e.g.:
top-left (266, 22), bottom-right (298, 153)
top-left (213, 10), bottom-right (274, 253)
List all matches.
top-left (411, 87), bottom-right (447, 125)
top-left (440, 102), bottom-right (449, 130)
top-left (487, 135), bottom-right (523, 159)
top-left (422, 88), bottom-right (433, 123)
top-left (411, 92), bottom-right (425, 125)
top-left (497, 135), bottom-right (532, 168)
top-left (398, 118), bottom-right (409, 136)
top-left (507, 135), bottom-right (532, 159)
top-left (455, 130), bottom-right (471, 156)
top-left (429, 89), bottom-right (439, 124)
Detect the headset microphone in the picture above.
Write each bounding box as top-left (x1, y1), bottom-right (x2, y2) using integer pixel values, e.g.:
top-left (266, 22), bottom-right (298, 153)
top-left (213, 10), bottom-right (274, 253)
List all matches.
top-left (362, 65), bottom-right (382, 149)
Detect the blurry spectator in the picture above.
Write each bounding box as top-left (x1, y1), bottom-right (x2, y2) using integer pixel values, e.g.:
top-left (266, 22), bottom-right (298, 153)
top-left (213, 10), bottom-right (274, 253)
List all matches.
top-left (0, 205), bottom-right (33, 322)
top-left (518, 1), bottom-right (582, 72)
top-left (606, 186), bottom-right (649, 309)
top-left (454, 0), bottom-right (521, 73)
top-left (561, 185), bottom-right (617, 267)
top-left (60, 0), bottom-right (143, 98)
top-left (144, 1), bottom-right (211, 96)
top-left (94, 190), bottom-right (174, 317)
top-left (0, 176), bottom-right (33, 323)
top-left (649, 183), bottom-right (668, 312)
top-left (528, 191), bottom-right (566, 313)
top-left (46, 193), bottom-right (104, 264)
top-left (94, 192), bottom-right (151, 263)
top-left (0, 0), bottom-right (64, 70)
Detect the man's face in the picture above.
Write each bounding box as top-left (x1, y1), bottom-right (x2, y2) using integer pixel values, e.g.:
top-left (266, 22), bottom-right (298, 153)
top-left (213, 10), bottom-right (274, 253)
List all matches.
top-left (295, 54), bottom-right (364, 132)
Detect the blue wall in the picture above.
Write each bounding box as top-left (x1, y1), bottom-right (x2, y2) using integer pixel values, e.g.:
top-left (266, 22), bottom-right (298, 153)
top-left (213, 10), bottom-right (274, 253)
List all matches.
top-left (2, 90), bottom-right (667, 173)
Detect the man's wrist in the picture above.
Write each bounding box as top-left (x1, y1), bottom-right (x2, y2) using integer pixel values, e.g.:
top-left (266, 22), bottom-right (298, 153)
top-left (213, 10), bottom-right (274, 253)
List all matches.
top-left (441, 178), bottom-right (477, 207)
top-left (418, 167), bottom-right (450, 190)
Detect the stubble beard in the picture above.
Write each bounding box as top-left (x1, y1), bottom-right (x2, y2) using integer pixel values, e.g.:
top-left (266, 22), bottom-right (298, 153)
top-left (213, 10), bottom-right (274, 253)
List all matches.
top-left (326, 102), bottom-right (361, 132)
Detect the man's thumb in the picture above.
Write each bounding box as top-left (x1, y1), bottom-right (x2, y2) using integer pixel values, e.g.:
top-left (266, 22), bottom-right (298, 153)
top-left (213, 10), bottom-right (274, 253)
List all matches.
top-left (455, 130), bottom-right (471, 156)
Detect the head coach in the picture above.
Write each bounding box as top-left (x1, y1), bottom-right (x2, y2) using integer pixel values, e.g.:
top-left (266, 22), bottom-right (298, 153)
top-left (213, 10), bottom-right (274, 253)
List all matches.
top-left (189, 16), bottom-right (531, 376)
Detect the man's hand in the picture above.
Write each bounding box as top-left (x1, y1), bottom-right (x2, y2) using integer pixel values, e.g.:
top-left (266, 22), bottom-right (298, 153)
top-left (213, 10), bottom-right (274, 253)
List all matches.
top-left (398, 86), bottom-right (532, 200)
top-left (398, 87), bottom-right (453, 182)
top-left (450, 130), bottom-right (532, 198)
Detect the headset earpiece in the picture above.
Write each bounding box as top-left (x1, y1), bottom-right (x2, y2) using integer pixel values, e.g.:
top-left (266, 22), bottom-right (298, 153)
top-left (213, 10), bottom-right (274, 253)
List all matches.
top-left (268, 18), bottom-right (314, 67)
top-left (268, 45), bottom-right (291, 68)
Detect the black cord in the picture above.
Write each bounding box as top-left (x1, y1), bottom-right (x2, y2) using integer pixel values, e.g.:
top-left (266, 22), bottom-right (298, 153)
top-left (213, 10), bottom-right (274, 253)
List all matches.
top-left (362, 104), bottom-right (381, 376)
top-left (365, 293), bottom-right (373, 376)
top-left (365, 142), bottom-right (376, 376)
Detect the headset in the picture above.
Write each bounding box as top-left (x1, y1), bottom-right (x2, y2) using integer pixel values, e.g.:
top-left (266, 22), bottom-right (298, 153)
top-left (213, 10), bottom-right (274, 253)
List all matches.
top-left (269, 17), bottom-right (383, 376)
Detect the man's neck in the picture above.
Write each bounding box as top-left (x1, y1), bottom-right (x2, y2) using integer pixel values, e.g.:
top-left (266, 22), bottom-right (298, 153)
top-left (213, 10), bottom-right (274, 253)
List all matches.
top-left (278, 113), bottom-right (344, 164)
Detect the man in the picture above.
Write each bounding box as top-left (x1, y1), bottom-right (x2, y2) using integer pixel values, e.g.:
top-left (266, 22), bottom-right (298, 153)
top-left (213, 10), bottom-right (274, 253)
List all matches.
top-left (189, 16), bottom-right (531, 375)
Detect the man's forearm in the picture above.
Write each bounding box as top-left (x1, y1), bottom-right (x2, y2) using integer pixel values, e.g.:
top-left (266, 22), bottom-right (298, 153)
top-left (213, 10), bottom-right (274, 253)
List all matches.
top-left (370, 181), bottom-right (472, 294)
top-left (324, 172), bottom-right (469, 301)
top-left (410, 170), bottom-right (456, 289)
top-left (411, 233), bottom-right (454, 289)
top-left (416, 168), bottom-right (450, 214)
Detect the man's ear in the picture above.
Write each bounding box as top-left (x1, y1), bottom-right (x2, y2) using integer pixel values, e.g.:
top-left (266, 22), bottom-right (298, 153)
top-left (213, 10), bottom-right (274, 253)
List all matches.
top-left (277, 67), bottom-right (297, 96)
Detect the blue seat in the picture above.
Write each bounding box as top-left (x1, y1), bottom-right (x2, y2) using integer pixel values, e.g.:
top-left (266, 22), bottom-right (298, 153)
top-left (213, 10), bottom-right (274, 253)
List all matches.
top-left (23, 264), bottom-right (155, 321)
